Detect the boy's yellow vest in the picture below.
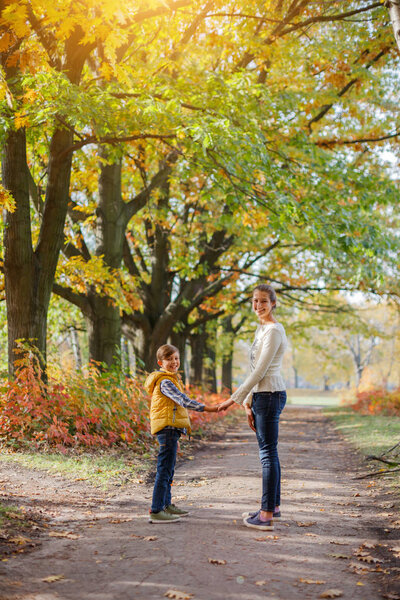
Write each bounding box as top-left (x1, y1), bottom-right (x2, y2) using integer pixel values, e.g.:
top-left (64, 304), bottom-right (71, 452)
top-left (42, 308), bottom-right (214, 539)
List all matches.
top-left (144, 370), bottom-right (191, 435)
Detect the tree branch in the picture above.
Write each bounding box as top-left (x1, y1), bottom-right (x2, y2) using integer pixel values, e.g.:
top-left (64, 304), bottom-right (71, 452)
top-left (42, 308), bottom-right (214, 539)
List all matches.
top-left (308, 48), bottom-right (389, 130)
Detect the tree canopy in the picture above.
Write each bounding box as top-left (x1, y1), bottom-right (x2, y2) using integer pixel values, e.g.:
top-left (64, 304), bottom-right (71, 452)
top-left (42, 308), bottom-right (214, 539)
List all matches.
top-left (1, 0), bottom-right (399, 379)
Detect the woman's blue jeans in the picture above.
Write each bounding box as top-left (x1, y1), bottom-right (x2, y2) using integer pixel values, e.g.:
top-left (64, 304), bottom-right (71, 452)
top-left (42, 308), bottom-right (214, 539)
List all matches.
top-left (151, 427), bottom-right (181, 513)
top-left (252, 391), bottom-right (286, 512)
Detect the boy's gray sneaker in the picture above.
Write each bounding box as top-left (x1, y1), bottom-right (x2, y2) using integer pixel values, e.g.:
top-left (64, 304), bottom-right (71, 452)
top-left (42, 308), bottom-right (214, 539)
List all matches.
top-left (149, 510), bottom-right (181, 523)
top-left (165, 504), bottom-right (189, 517)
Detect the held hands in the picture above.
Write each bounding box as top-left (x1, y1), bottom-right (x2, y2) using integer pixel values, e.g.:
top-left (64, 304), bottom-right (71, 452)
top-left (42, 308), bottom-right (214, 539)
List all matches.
top-left (204, 405), bottom-right (219, 412)
top-left (217, 398), bottom-right (235, 412)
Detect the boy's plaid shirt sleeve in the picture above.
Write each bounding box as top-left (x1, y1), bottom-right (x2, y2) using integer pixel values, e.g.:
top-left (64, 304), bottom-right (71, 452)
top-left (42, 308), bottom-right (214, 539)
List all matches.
top-left (160, 379), bottom-right (205, 412)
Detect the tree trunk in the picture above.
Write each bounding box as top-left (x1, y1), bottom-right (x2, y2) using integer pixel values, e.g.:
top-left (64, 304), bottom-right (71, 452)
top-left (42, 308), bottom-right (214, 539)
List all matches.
top-left (204, 327), bottom-right (217, 393)
top-left (2, 128), bottom-right (36, 373)
top-left (293, 366), bottom-right (299, 388)
top-left (87, 291), bottom-right (121, 367)
top-left (69, 325), bottom-right (82, 370)
top-left (221, 352), bottom-right (233, 394)
top-left (189, 330), bottom-right (206, 387)
top-left (121, 335), bottom-right (130, 377)
top-left (220, 316), bottom-right (234, 393)
top-left (170, 330), bottom-right (188, 383)
top-left (86, 158), bottom-right (125, 367)
top-left (387, 0), bottom-right (400, 52)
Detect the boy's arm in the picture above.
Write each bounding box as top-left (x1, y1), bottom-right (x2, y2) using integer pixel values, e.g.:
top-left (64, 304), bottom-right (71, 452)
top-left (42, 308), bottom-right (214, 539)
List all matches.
top-left (160, 379), bottom-right (205, 411)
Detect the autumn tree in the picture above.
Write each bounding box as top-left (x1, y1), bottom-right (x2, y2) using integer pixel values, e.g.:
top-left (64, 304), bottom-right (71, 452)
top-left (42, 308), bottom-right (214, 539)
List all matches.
top-left (2, 0), bottom-right (400, 379)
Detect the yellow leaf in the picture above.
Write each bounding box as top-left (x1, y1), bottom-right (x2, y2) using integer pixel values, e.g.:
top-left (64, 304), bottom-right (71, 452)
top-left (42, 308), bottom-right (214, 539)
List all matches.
top-left (208, 558), bottom-right (226, 565)
top-left (8, 536), bottom-right (31, 545)
top-left (299, 578), bottom-right (326, 584)
top-left (42, 574), bottom-right (65, 583)
top-left (164, 591), bottom-right (193, 600)
top-left (48, 531), bottom-right (80, 539)
top-left (0, 186), bottom-right (16, 212)
top-left (319, 590), bottom-right (343, 599)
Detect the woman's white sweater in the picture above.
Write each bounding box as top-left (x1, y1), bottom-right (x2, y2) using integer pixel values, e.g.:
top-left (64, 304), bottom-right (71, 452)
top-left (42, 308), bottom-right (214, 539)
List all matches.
top-left (230, 322), bottom-right (287, 407)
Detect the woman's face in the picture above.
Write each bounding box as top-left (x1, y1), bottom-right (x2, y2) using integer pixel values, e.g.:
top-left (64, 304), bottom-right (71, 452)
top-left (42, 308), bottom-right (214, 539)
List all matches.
top-left (252, 290), bottom-right (275, 323)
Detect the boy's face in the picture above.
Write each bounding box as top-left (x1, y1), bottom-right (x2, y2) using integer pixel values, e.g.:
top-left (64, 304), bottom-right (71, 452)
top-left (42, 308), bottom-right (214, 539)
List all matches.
top-left (158, 351), bottom-right (180, 373)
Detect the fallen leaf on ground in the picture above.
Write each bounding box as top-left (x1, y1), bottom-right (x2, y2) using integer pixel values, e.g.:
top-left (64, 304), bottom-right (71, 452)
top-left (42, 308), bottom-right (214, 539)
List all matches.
top-left (297, 521), bottom-right (316, 527)
top-left (42, 574), bottom-right (65, 583)
top-left (358, 555), bottom-right (382, 564)
top-left (255, 581), bottom-right (267, 586)
top-left (49, 531), bottom-right (80, 539)
top-left (329, 540), bottom-right (348, 546)
top-left (109, 518), bottom-right (132, 524)
top-left (208, 558), bottom-right (227, 565)
top-left (319, 590), bottom-right (343, 599)
top-left (328, 553), bottom-right (349, 559)
top-left (254, 535), bottom-right (279, 541)
top-left (164, 590), bottom-right (193, 599)
top-left (8, 536), bottom-right (32, 545)
top-left (299, 578), bottom-right (326, 584)
top-left (361, 542), bottom-right (375, 549)
top-left (143, 536), bottom-right (158, 541)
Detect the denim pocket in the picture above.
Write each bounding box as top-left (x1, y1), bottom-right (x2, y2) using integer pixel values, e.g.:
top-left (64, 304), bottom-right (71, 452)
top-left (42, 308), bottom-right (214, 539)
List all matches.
top-left (253, 391), bottom-right (285, 416)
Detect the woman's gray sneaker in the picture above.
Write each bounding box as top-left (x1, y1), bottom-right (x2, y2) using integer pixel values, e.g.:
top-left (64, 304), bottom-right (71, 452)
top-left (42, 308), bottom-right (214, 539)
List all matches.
top-left (149, 510), bottom-right (181, 523)
top-left (243, 514), bottom-right (274, 531)
top-left (242, 510), bottom-right (281, 520)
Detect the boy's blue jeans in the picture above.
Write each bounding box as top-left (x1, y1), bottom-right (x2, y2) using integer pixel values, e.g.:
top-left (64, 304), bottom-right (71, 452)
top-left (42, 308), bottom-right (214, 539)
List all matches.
top-left (151, 427), bottom-right (181, 513)
top-left (252, 391), bottom-right (286, 512)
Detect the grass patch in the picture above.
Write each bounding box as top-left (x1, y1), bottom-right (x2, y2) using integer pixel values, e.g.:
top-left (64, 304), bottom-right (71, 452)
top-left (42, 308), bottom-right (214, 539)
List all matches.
top-left (0, 502), bottom-right (23, 529)
top-left (0, 448), bottom-right (153, 487)
top-left (325, 406), bottom-right (400, 492)
top-left (287, 389), bottom-right (340, 407)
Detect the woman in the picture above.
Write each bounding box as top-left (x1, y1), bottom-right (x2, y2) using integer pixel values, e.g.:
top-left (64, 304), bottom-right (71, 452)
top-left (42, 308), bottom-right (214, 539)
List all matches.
top-left (219, 284), bottom-right (287, 531)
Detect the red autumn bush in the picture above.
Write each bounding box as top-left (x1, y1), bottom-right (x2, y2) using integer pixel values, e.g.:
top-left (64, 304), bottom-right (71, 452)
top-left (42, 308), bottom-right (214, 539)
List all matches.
top-left (350, 387), bottom-right (400, 416)
top-left (0, 349), bottom-right (233, 449)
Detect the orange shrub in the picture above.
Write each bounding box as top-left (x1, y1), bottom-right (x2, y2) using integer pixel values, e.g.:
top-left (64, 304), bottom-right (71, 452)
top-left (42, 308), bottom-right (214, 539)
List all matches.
top-left (350, 387), bottom-right (400, 416)
top-left (0, 349), bottom-right (233, 449)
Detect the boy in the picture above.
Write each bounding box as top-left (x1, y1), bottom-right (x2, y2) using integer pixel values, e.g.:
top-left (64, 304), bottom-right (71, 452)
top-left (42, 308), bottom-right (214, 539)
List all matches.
top-left (144, 344), bottom-right (218, 523)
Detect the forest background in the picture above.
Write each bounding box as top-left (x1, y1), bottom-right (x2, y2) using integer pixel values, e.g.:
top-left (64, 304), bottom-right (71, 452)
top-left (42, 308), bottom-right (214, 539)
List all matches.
top-left (1, 0), bottom-right (400, 450)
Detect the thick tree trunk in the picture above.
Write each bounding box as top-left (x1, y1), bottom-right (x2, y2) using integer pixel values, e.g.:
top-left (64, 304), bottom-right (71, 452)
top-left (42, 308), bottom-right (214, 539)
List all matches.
top-left (170, 330), bottom-right (188, 383)
top-left (220, 317), bottom-right (234, 393)
top-left (189, 330), bottom-right (206, 387)
top-left (87, 291), bottom-right (121, 367)
top-left (204, 328), bottom-right (217, 393)
top-left (86, 158), bottom-right (125, 367)
top-left (2, 128), bottom-right (36, 372)
top-left (221, 353), bottom-right (233, 394)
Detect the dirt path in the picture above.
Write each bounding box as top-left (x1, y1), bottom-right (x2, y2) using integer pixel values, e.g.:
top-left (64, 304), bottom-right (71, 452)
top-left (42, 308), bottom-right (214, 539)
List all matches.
top-left (1, 406), bottom-right (399, 600)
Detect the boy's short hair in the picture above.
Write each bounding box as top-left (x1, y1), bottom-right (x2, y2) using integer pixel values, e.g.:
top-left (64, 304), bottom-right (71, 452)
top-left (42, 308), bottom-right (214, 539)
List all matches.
top-left (156, 344), bottom-right (180, 362)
